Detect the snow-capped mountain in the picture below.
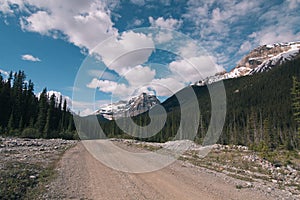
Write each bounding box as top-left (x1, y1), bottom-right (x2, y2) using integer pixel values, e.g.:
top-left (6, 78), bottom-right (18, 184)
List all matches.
top-left (95, 93), bottom-right (160, 120)
top-left (195, 41), bottom-right (300, 86)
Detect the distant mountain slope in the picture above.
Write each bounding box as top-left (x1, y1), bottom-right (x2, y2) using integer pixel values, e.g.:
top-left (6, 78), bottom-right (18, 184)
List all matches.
top-left (95, 93), bottom-right (160, 120)
top-left (160, 56), bottom-right (300, 148)
top-left (98, 55), bottom-right (300, 150)
top-left (90, 41), bottom-right (300, 120)
top-left (195, 41), bottom-right (300, 86)
top-left (92, 40), bottom-right (300, 149)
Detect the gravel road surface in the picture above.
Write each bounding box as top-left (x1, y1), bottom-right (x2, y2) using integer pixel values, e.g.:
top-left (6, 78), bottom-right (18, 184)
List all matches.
top-left (43, 141), bottom-right (274, 200)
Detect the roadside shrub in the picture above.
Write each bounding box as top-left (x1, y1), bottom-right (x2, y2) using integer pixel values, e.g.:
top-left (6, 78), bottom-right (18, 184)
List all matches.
top-left (60, 131), bottom-right (76, 140)
top-left (22, 128), bottom-right (39, 138)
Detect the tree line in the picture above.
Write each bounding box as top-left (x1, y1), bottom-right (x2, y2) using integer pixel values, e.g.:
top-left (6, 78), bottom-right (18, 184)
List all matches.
top-left (0, 71), bottom-right (77, 139)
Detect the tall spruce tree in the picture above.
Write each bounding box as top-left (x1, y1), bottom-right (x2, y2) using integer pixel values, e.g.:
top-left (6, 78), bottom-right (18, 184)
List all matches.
top-left (44, 94), bottom-right (56, 138)
top-left (36, 88), bottom-right (48, 134)
top-left (291, 76), bottom-right (300, 141)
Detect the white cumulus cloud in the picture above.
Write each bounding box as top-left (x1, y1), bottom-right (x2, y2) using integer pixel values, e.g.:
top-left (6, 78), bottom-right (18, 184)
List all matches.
top-left (287, 0), bottom-right (300, 9)
top-left (92, 30), bottom-right (154, 74)
top-left (151, 77), bottom-right (185, 96)
top-left (183, 0), bottom-right (300, 69)
top-left (154, 31), bottom-right (173, 43)
top-left (87, 79), bottom-right (134, 99)
top-left (18, 0), bottom-right (117, 50)
top-left (169, 56), bottom-right (223, 83)
top-left (149, 16), bottom-right (182, 30)
top-left (124, 65), bottom-right (156, 86)
top-left (21, 54), bottom-right (41, 62)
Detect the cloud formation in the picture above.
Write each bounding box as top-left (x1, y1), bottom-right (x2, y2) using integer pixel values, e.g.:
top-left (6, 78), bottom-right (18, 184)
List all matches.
top-left (169, 56), bottom-right (222, 83)
top-left (87, 79), bottom-right (133, 99)
top-left (123, 65), bottom-right (156, 86)
top-left (2, 0), bottom-right (300, 111)
top-left (0, 68), bottom-right (9, 77)
top-left (19, 1), bottom-right (117, 50)
top-left (149, 16), bottom-right (182, 30)
top-left (183, 0), bottom-right (300, 68)
top-left (130, 0), bottom-right (145, 6)
top-left (21, 54), bottom-right (41, 62)
top-left (92, 30), bottom-right (155, 74)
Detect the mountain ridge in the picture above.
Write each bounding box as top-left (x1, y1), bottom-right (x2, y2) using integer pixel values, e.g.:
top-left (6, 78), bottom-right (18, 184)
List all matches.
top-left (95, 92), bottom-right (160, 120)
top-left (195, 41), bottom-right (300, 86)
top-left (94, 40), bottom-right (300, 119)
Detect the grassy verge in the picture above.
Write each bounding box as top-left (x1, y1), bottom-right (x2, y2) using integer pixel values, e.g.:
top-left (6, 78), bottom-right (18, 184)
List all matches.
top-left (0, 162), bottom-right (42, 199)
top-left (0, 143), bottom-right (76, 199)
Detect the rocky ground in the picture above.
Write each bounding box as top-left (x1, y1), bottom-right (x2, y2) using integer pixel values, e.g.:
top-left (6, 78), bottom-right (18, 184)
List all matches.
top-left (121, 139), bottom-right (300, 199)
top-left (1, 137), bottom-right (300, 199)
top-left (0, 137), bottom-right (77, 199)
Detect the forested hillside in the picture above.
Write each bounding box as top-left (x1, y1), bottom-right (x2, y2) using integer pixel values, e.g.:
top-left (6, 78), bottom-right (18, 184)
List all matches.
top-left (217, 56), bottom-right (300, 150)
top-left (0, 71), bottom-right (77, 139)
top-left (98, 56), bottom-right (300, 150)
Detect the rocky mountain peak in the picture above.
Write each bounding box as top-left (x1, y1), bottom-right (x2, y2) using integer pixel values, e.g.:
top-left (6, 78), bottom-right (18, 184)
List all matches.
top-left (96, 93), bottom-right (160, 120)
top-left (236, 41), bottom-right (300, 73)
top-left (195, 41), bottom-right (300, 86)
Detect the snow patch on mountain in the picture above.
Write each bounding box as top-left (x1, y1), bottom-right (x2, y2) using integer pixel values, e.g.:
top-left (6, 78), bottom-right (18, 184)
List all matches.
top-left (195, 41), bottom-right (300, 86)
top-left (249, 43), bottom-right (300, 75)
top-left (95, 93), bottom-right (160, 120)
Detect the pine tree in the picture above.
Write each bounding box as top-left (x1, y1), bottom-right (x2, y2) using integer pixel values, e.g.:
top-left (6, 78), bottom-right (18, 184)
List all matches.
top-left (36, 88), bottom-right (48, 134)
top-left (1, 73), bottom-right (12, 128)
top-left (250, 109), bottom-right (258, 145)
top-left (44, 94), bottom-right (56, 138)
top-left (11, 71), bottom-right (26, 125)
top-left (18, 117), bottom-right (24, 131)
top-left (0, 73), bottom-right (4, 127)
top-left (7, 113), bottom-right (14, 134)
top-left (291, 76), bottom-right (300, 141)
top-left (62, 99), bottom-right (67, 130)
top-left (263, 117), bottom-right (270, 150)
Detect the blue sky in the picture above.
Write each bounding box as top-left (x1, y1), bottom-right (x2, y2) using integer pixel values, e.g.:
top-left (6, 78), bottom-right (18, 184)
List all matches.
top-left (0, 0), bottom-right (300, 115)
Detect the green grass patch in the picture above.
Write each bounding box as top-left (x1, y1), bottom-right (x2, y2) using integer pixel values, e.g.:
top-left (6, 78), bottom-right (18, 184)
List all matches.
top-left (0, 142), bottom-right (76, 199)
top-left (0, 162), bottom-right (41, 199)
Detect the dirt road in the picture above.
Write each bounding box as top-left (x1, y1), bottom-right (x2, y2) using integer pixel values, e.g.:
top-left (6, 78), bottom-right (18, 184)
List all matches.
top-left (43, 141), bottom-right (272, 200)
